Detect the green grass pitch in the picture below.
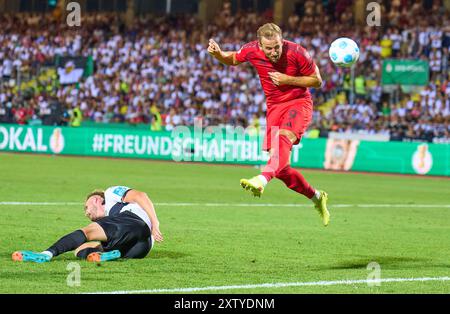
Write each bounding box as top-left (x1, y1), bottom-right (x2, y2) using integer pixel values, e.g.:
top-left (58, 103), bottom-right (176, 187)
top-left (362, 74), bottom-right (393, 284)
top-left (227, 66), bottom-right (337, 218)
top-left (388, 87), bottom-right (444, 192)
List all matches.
top-left (0, 152), bottom-right (449, 293)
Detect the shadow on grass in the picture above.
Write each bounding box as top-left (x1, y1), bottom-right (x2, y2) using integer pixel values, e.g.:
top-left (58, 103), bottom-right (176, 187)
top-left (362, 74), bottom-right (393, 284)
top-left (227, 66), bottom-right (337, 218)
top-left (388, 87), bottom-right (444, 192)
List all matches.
top-left (149, 250), bottom-right (189, 259)
top-left (314, 256), bottom-right (450, 270)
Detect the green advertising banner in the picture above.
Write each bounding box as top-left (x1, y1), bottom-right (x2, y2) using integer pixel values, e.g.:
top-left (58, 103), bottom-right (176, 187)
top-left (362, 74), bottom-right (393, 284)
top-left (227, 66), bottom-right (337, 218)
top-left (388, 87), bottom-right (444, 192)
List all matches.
top-left (322, 138), bottom-right (449, 176)
top-left (382, 59), bottom-right (429, 85)
top-left (0, 124), bottom-right (449, 176)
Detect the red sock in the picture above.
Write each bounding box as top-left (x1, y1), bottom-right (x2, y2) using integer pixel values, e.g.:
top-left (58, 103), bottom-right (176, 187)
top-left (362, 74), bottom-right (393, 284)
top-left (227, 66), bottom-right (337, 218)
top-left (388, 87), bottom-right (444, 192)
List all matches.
top-left (261, 135), bottom-right (293, 182)
top-left (276, 166), bottom-right (316, 199)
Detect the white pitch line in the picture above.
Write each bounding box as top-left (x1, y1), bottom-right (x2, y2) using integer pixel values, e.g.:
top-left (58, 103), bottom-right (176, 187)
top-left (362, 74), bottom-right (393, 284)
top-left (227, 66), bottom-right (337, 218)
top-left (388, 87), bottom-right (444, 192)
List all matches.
top-left (86, 276), bottom-right (450, 294)
top-left (0, 202), bottom-right (449, 208)
top-left (0, 202), bottom-right (82, 205)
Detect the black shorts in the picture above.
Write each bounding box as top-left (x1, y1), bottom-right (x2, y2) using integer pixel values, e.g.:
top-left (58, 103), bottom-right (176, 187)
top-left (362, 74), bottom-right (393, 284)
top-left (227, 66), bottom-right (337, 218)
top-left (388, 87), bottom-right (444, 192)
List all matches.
top-left (96, 211), bottom-right (152, 258)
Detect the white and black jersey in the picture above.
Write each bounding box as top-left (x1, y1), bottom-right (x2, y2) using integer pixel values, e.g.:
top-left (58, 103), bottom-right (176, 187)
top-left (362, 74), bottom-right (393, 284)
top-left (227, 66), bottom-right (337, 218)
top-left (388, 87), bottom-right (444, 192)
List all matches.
top-left (104, 186), bottom-right (152, 231)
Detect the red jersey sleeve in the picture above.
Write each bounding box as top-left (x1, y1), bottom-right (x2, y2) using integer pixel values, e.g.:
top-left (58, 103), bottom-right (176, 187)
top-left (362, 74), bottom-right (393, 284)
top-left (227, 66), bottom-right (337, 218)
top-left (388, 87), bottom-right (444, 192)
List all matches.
top-left (294, 45), bottom-right (316, 76)
top-left (235, 41), bottom-right (258, 63)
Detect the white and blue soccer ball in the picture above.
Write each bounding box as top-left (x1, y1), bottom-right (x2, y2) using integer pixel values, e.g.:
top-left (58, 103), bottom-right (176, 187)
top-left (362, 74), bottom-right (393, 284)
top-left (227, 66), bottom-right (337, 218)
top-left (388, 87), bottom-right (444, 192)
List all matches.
top-left (328, 37), bottom-right (360, 67)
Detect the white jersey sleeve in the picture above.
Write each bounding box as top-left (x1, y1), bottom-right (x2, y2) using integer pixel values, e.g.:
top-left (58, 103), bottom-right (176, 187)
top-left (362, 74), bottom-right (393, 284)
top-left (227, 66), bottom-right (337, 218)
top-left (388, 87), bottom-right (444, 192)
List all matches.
top-left (105, 186), bottom-right (132, 203)
top-left (104, 186), bottom-right (132, 216)
top-left (103, 186), bottom-right (152, 230)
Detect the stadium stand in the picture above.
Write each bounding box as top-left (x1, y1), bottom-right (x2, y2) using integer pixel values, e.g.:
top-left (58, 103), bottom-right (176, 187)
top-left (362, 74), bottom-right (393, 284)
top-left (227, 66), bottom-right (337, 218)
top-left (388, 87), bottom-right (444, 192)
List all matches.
top-left (0, 0), bottom-right (449, 142)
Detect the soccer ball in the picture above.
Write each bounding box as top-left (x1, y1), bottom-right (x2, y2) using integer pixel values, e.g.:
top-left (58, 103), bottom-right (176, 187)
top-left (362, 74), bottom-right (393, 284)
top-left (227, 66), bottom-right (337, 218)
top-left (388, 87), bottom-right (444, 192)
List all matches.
top-left (328, 38), bottom-right (360, 67)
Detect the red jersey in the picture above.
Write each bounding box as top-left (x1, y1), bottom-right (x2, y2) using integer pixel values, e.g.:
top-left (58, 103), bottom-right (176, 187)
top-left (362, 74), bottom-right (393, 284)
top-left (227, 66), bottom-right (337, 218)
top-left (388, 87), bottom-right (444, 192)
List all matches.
top-left (235, 40), bottom-right (316, 107)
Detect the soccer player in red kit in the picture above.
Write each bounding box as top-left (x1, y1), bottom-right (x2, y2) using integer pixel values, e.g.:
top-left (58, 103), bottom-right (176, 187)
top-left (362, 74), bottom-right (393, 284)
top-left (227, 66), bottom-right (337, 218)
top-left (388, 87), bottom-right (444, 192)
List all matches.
top-left (208, 23), bottom-right (330, 226)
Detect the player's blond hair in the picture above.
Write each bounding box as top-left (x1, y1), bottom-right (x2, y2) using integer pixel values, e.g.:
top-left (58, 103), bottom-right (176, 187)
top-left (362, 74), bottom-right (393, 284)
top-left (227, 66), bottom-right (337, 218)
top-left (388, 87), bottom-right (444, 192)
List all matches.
top-left (85, 190), bottom-right (105, 202)
top-left (257, 23), bottom-right (282, 43)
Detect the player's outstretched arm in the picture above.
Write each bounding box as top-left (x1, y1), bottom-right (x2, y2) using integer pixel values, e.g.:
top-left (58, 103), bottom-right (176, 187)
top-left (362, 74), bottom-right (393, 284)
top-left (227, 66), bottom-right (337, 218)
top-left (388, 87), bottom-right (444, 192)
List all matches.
top-left (123, 190), bottom-right (163, 242)
top-left (269, 65), bottom-right (323, 88)
top-left (207, 38), bottom-right (241, 66)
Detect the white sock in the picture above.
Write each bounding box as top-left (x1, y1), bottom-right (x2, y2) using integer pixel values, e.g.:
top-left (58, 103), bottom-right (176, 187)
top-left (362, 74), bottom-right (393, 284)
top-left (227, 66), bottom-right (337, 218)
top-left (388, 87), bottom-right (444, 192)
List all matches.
top-left (257, 175), bottom-right (268, 186)
top-left (41, 251), bottom-right (53, 259)
top-left (311, 190), bottom-right (321, 203)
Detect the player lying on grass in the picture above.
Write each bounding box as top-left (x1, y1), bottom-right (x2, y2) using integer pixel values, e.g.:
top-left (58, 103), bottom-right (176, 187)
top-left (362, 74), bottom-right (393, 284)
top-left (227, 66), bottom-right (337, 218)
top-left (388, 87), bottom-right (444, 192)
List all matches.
top-left (12, 186), bottom-right (163, 263)
top-left (208, 23), bottom-right (330, 226)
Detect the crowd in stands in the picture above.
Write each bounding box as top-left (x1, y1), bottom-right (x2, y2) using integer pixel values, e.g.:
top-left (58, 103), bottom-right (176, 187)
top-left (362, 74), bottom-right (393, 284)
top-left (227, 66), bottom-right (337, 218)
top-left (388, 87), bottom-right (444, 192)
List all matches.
top-left (0, 0), bottom-right (449, 142)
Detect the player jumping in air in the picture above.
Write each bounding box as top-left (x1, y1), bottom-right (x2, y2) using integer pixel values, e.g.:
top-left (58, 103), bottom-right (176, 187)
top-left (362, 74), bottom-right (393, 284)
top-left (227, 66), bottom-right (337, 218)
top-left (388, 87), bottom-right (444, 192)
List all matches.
top-left (208, 23), bottom-right (330, 226)
top-left (12, 186), bottom-right (163, 262)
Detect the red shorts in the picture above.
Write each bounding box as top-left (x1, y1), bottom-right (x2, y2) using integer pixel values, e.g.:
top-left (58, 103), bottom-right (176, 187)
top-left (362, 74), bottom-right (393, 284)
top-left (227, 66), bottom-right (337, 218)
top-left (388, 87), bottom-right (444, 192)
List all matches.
top-left (263, 97), bottom-right (313, 151)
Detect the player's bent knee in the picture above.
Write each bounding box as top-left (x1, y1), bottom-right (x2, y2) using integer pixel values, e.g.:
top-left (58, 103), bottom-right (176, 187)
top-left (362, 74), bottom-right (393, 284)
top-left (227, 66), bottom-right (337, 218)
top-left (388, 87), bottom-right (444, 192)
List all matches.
top-left (81, 223), bottom-right (107, 242)
top-left (80, 226), bottom-right (94, 241)
top-left (279, 129), bottom-right (297, 143)
top-left (275, 164), bottom-right (291, 178)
